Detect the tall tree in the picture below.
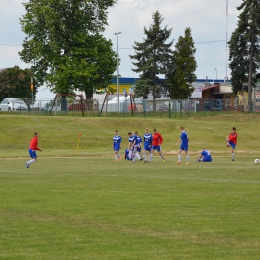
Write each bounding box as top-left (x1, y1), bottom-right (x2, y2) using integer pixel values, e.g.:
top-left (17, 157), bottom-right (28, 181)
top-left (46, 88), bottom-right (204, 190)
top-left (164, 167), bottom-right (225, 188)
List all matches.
top-left (228, 0), bottom-right (260, 111)
top-left (165, 27), bottom-right (197, 99)
top-left (19, 0), bottom-right (117, 99)
top-left (129, 11), bottom-right (173, 111)
top-left (0, 66), bottom-right (37, 101)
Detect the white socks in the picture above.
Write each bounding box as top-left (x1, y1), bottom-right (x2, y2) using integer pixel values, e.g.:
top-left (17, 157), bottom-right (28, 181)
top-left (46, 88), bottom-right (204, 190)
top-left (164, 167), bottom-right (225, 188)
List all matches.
top-left (27, 159), bottom-right (35, 165)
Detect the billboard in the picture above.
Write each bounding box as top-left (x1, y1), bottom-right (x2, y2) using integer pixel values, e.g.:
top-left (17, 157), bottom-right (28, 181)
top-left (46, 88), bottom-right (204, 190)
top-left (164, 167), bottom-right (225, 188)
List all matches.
top-left (190, 89), bottom-right (202, 98)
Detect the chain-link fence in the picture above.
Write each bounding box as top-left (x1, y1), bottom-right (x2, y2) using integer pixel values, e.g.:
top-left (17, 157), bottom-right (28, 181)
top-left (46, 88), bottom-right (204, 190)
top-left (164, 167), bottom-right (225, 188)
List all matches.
top-left (0, 96), bottom-right (259, 117)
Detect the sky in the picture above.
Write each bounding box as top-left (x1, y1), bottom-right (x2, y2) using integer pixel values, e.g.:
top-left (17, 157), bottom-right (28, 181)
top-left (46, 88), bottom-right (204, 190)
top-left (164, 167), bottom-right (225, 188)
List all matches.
top-left (0, 0), bottom-right (240, 99)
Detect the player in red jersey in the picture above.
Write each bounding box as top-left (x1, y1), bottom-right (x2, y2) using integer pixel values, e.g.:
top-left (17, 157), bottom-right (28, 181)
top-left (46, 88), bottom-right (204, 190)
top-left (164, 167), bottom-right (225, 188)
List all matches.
top-left (226, 127), bottom-right (238, 161)
top-left (149, 129), bottom-right (165, 163)
top-left (25, 132), bottom-right (42, 168)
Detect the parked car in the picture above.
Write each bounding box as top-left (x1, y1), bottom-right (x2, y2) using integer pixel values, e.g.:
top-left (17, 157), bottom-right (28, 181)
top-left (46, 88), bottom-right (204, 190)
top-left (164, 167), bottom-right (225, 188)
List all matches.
top-left (0, 98), bottom-right (28, 111)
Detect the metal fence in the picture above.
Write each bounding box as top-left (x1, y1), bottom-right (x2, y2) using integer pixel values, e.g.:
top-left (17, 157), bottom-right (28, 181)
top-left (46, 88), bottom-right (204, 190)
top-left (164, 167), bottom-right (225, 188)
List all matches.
top-left (0, 97), bottom-right (259, 117)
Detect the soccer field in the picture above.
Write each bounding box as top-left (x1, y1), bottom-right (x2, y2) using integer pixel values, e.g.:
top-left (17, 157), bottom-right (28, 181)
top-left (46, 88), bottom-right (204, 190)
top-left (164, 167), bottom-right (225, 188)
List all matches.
top-left (1, 156), bottom-right (260, 259)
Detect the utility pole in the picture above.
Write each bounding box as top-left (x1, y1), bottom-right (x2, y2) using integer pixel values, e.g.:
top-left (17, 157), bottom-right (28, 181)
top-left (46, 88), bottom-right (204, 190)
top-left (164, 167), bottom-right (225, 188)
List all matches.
top-left (114, 32), bottom-right (121, 113)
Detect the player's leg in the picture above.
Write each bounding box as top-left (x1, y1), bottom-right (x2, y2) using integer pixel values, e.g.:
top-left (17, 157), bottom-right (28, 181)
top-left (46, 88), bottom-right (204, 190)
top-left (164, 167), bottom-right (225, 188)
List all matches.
top-left (150, 147), bottom-right (155, 162)
top-left (176, 149), bottom-right (182, 164)
top-left (185, 150), bottom-right (190, 164)
top-left (226, 136), bottom-right (230, 147)
top-left (114, 150), bottom-right (118, 161)
top-left (114, 145), bottom-right (120, 161)
top-left (139, 147), bottom-right (144, 160)
top-left (231, 148), bottom-right (235, 161)
top-left (158, 147), bottom-right (165, 162)
top-left (132, 147), bottom-right (136, 163)
top-left (26, 149), bottom-right (37, 168)
top-left (230, 142), bottom-right (236, 161)
top-left (135, 146), bottom-right (141, 160)
top-left (117, 146), bottom-right (122, 161)
top-left (128, 147), bottom-right (132, 159)
top-left (149, 150), bottom-right (153, 162)
top-left (143, 149), bottom-right (147, 161)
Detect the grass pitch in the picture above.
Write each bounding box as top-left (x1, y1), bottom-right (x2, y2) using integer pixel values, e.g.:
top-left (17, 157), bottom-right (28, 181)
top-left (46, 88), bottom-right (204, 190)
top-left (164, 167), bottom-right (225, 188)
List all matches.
top-left (0, 156), bottom-right (260, 260)
top-left (0, 114), bottom-right (260, 259)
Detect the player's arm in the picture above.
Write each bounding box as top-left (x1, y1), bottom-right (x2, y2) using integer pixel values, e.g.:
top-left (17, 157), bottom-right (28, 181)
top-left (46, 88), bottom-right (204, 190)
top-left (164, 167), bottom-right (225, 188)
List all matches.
top-left (196, 153), bottom-right (202, 158)
top-left (34, 139), bottom-right (42, 151)
top-left (158, 134), bottom-right (163, 145)
top-left (175, 138), bottom-right (181, 147)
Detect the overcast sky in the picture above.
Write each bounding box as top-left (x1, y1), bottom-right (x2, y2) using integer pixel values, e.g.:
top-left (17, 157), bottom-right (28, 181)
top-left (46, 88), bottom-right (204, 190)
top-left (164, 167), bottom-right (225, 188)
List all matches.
top-left (0, 0), bottom-right (240, 98)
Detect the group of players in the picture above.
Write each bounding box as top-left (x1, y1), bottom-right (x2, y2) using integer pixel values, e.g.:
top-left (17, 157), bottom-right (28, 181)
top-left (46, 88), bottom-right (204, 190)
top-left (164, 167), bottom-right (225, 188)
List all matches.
top-left (24, 126), bottom-right (237, 168)
top-left (113, 126), bottom-right (202, 164)
top-left (113, 126), bottom-right (238, 164)
top-left (113, 128), bottom-right (166, 163)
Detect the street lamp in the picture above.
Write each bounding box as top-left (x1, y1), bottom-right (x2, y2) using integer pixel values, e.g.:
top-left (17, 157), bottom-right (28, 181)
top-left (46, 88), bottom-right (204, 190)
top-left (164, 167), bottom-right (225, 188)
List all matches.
top-left (115, 32), bottom-right (121, 113)
top-left (214, 68), bottom-right (217, 81)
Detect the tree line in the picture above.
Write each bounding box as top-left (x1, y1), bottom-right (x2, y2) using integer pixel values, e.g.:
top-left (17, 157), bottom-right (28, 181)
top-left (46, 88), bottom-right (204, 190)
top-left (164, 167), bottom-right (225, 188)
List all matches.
top-left (0, 0), bottom-right (259, 112)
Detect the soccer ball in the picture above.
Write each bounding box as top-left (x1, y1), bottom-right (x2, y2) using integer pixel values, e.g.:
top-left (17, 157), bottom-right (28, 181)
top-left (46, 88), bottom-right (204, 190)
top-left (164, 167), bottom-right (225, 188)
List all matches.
top-left (254, 159), bottom-right (260, 165)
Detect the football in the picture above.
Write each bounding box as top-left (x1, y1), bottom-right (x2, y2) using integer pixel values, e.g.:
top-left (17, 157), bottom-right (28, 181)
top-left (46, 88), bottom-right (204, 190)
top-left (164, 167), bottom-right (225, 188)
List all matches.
top-left (254, 159), bottom-right (259, 165)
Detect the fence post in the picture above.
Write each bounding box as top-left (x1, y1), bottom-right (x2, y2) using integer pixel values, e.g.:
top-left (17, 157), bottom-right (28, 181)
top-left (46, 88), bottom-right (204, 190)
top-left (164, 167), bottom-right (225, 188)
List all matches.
top-left (203, 100), bottom-right (205, 117)
top-left (143, 99), bottom-right (146, 118)
top-left (168, 101), bottom-right (171, 118)
top-left (174, 100), bottom-right (177, 118)
top-left (180, 101), bottom-right (182, 118)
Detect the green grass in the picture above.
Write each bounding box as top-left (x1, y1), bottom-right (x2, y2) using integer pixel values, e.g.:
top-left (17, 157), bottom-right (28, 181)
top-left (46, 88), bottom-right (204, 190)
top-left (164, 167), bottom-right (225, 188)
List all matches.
top-left (0, 114), bottom-right (260, 259)
top-left (1, 157), bottom-right (260, 259)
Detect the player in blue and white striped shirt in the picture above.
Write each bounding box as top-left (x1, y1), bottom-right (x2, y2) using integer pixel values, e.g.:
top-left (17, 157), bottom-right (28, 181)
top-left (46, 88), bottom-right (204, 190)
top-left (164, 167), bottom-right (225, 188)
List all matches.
top-left (134, 131), bottom-right (143, 161)
top-left (113, 130), bottom-right (122, 162)
top-left (143, 128), bottom-right (153, 162)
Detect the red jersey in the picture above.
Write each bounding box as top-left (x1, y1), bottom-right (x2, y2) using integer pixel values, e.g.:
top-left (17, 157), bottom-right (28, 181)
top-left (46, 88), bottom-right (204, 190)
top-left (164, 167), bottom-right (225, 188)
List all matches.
top-left (152, 133), bottom-right (163, 146)
top-left (29, 137), bottom-right (41, 150)
top-left (228, 132), bottom-right (238, 144)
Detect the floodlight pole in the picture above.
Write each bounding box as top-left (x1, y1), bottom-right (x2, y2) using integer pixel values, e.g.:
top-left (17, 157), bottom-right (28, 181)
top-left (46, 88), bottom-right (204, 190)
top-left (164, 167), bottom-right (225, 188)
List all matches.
top-left (115, 32), bottom-right (121, 113)
top-left (214, 68), bottom-right (217, 81)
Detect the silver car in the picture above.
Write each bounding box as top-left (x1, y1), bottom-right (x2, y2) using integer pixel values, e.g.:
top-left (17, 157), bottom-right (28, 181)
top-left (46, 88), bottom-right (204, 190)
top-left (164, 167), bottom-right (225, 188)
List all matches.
top-left (0, 98), bottom-right (28, 111)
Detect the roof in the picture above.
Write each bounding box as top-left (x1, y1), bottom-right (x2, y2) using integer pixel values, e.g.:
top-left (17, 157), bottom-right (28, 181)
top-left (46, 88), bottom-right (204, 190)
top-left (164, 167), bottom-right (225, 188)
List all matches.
top-left (199, 85), bottom-right (218, 91)
top-left (212, 92), bottom-right (233, 95)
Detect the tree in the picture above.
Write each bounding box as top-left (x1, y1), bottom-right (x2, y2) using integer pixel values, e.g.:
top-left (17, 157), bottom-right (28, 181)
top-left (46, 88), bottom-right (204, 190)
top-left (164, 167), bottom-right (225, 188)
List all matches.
top-left (228, 0), bottom-right (260, 111)
top-left (19, 0), bottom-right (117, 99)
top-left (165, 27), bottom-right (197, 99)
top-left (0, 66), bottom-right (37, 101)
top-left (129, 11), bottom-right (173, 111)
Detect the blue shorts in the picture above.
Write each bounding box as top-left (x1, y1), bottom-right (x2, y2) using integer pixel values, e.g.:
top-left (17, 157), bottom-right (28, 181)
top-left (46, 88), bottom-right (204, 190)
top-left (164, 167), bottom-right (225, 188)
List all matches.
top-left (144, 144), bottom-right (151, 152)
top-left (180, 143), bottom-right (188, 151)
top-left (229, 141), bottom-right (236, 149)
top-left (152, 145), bottom-right (161, 152)
top-left (28, 148), bottom-right (37, 159)
top-left (114, 144), bottom-right (120, 151)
